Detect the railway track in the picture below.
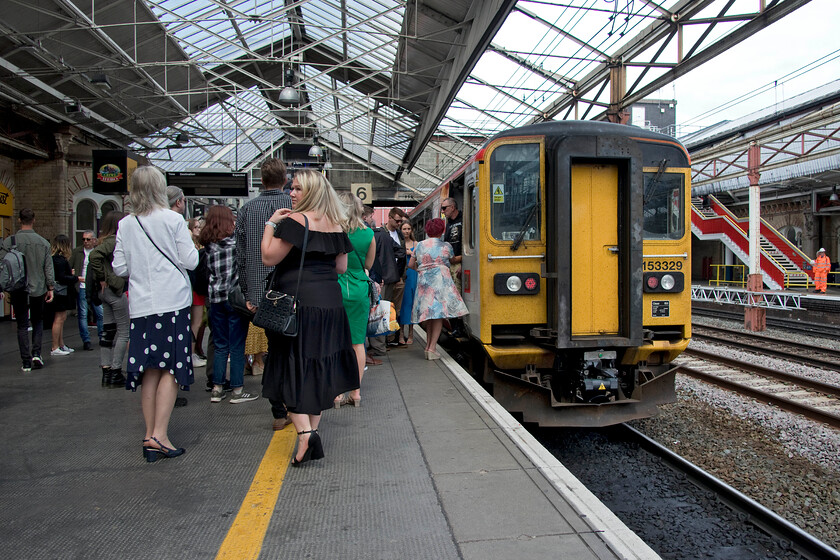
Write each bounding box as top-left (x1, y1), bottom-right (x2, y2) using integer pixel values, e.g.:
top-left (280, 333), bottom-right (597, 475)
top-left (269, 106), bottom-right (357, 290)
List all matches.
top-left (675, 348), bottom-right (840, 429)
top-left (692, 306), bottom-right (840, 338)
top-left (617, 424), bottom-right (840, 560)
top-left (691, 324), bottom-right (840, 372)
top-left (541, 424), bottom-right (840, 559)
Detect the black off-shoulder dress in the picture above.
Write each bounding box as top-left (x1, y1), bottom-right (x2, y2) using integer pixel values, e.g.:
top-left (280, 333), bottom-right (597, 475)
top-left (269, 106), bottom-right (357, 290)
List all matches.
top-left (262, 218), bottom-right (359, 414)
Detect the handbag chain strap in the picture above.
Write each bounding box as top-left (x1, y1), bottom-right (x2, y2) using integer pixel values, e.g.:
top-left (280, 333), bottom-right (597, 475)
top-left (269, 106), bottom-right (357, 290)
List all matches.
top-left (136, 216), bottom-right (188, 283)
top-left (266, 214), bottom-right (309, 302)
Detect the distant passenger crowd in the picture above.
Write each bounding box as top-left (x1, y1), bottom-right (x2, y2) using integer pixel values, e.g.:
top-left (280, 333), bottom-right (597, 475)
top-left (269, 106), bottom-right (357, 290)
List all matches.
top-left (0, 157), bottom-right (467, 466)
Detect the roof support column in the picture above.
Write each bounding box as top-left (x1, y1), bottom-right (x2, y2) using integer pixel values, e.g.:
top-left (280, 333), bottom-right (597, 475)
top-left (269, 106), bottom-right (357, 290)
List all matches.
top-left (607, 61), bottom-right (628, 124)
top-left (745, 141), bottom-right (766, 332)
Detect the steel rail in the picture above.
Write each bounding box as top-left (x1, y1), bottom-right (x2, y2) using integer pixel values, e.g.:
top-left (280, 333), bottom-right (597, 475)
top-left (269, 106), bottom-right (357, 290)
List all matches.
top-left (675, 361), bottom-right (840, 430)
top-left (692, 308), bottom-right (840, 339)
top-left (690, 328), bottom-right (840, 372)
top-left (682, 348), bottom-right (840, 397)
top-left (618, 424), bottom-right (840, 560)
top-left (694, 322), bottom-right (840, 358)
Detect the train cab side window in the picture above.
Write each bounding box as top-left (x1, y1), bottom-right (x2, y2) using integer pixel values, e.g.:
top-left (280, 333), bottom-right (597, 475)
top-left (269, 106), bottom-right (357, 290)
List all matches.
top-left (489, 143), bottom-right (541, 242)
top-left (643, 172), bottom-right (685, 240)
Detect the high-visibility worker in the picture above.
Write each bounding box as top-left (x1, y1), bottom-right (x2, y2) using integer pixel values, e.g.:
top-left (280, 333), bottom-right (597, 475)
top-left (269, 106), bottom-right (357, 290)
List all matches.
top-left (811, 248), bottom-right (831, 293)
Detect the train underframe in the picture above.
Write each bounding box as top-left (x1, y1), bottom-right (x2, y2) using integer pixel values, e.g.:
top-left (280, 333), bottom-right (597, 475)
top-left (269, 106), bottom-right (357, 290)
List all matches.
top-left (465, 340), bottom-right (681, 427)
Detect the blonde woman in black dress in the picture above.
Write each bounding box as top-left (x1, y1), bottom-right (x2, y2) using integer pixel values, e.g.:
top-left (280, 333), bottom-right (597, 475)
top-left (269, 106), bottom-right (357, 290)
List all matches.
top-left (261, 170), bottom-right (358, 467)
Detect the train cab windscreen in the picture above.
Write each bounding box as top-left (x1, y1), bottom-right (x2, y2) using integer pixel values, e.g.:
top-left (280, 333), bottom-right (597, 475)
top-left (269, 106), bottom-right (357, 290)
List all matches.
top-left (643, 171), bottom-right (685, 240)
top-left (489, 144), bottom-right (541, 242)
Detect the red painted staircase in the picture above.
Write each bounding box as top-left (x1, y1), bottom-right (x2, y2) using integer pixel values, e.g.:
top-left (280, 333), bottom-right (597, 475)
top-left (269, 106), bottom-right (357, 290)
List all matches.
top-left (691, 195), bottom-right (814, 290)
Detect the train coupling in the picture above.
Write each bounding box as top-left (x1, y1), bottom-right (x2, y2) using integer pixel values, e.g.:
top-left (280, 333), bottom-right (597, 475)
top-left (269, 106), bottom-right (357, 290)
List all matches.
top-left (581, 350), bottom-right (619, 403)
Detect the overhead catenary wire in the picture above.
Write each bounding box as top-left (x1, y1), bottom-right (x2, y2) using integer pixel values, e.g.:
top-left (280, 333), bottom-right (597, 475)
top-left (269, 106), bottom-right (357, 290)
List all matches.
top-left (678, 48), bottom-right (840, 131)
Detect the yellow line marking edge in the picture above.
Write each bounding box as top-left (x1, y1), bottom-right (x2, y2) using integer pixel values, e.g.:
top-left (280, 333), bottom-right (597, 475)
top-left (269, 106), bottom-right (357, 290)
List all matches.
top-left (215, 428), bottom-right (296, 560)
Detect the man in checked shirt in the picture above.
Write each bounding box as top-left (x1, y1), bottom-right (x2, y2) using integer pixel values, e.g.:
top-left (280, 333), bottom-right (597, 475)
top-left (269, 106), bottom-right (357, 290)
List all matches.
top-left (235, 158), bottom-right (294, 430)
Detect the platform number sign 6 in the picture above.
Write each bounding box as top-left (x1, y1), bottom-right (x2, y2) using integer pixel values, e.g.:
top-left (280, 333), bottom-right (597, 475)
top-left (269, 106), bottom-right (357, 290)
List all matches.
top-left (352, 183), bottom-right (372, 203)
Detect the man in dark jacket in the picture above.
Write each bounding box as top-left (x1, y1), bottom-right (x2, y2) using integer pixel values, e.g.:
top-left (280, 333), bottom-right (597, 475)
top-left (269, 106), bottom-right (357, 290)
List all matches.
top-left (369, 207), bottom-right (408, 353)
top-left (69, 231), bottom-right (104, 350)
top-left (443, 197), bottom-right (466, 338)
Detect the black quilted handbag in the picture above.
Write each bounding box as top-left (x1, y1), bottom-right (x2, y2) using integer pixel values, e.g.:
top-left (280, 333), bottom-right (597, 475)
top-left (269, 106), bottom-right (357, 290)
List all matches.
top-left (253, 215), bottom-right (309, 337)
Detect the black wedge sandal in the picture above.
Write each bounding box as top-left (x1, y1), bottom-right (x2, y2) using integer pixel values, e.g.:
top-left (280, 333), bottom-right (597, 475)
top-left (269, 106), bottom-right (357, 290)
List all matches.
top-left (291, 430), bottom-right (315, 467)
top-left (310, 430), bottom-right (324, 460)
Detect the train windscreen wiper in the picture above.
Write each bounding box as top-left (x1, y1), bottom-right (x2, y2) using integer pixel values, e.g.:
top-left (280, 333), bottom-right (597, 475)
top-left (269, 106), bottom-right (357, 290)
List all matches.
top-left (511, 201), bottom-right (539, 251)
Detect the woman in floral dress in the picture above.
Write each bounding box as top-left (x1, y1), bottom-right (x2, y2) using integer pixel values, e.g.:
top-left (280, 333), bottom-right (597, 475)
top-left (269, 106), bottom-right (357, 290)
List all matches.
top-left (409, 218), bottom-right (467, 360)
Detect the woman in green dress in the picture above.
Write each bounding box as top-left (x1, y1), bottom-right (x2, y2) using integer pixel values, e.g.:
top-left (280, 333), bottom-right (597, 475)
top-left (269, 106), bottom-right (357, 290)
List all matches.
top-left (336, 192), bottom-right (376, 407)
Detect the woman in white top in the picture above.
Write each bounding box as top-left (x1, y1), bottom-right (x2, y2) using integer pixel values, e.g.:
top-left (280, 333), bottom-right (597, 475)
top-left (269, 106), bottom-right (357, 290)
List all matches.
top-left (112, 166), bottom-right (198, 462)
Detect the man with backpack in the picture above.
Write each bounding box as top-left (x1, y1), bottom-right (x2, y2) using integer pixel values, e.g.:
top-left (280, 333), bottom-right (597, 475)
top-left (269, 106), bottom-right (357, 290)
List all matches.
top-left (1, 209), bottom-right (55, 372)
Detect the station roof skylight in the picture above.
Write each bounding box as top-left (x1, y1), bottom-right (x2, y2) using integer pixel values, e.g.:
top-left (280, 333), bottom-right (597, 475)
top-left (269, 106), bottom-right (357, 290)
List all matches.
top-left (0, 0), bottom-right (810, 195)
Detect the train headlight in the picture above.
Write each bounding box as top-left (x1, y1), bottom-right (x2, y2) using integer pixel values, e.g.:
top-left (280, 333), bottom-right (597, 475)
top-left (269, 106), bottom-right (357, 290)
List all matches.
top-left (494, 273), bottom-right (540, 295)
top-left (643, 272), bottom-right (684, 293)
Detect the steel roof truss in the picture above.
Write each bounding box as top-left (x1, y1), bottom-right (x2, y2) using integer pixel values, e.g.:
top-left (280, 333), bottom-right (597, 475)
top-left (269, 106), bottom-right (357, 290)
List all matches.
top-left (593, 0), bottom-right (812, 120)
top-left (488, 44), bottom-right (576, 92)
top-left (514, 5), bottom-right (610, 60)
top-left (220, 100), bottom-right (264, 153)
top-left (403, 0), bottom-right (518, 170)
top-left (51, 0), bottom-right (191, 118)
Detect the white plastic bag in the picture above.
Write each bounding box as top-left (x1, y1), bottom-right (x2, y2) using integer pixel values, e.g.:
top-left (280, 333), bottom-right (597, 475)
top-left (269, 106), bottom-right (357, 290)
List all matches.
top-left (367, 299), bottom-right (395, 337)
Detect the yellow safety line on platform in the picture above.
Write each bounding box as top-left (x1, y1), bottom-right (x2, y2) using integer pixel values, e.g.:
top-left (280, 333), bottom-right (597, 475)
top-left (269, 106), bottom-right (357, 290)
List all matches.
top-left (215, 429), bottom-right (296, 560)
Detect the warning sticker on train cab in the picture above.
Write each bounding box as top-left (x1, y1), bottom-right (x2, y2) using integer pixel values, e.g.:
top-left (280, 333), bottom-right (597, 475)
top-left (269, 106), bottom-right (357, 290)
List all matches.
top-left (651, 300), bottom-right (670, 317)
top-left (642, 260), bottom-right (683, 271)
top-left (492, 184), bottom-right (505, 203)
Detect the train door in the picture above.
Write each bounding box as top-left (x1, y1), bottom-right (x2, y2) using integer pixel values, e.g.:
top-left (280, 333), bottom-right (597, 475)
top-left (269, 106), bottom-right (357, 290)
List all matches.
top-left (571, 163), bottom-right (619, 335)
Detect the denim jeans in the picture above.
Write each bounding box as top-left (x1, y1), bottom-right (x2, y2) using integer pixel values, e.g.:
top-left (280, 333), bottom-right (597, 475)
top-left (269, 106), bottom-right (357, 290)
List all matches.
top-left (208, 301), bottom-right (250, 389)
top-left (77, 287), bottom-right (104, 343)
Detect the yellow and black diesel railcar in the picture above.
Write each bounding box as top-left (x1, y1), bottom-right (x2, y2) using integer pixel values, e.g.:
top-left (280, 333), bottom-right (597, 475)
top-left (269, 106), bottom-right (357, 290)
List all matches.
top-left (410, 120), bottom-right (691, 427)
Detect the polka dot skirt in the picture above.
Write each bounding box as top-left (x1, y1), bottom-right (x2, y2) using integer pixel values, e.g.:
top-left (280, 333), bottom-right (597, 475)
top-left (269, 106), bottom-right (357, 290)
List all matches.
top-left (125, 307), bottom-right (194, 391)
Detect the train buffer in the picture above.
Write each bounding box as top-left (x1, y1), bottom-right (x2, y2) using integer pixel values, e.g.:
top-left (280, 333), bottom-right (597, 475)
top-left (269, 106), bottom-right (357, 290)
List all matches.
top-left (0, 319), bottom-right (661, 559)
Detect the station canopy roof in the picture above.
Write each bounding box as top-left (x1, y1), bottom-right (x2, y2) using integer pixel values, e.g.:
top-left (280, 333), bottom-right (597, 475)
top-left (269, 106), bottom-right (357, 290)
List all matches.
top-left (0, 0), bottom-right (810, 195)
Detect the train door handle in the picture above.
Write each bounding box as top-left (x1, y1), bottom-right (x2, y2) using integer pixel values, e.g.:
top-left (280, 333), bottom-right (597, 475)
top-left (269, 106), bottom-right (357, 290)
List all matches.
top-left (607, 246), bottom-right (619, 254)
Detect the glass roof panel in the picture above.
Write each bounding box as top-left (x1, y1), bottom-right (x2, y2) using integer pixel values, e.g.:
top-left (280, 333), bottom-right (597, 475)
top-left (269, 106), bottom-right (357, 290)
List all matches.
top-left (140, 84), bottom-right (289, 171)
top-left (125, 0), bottom-right (781, 194)
top-left (148, 0), bottom-right (294, 63)
top-left (298, 0), bottom-right (402, 81)
top-left (444, 0), bottom-right (673, 139)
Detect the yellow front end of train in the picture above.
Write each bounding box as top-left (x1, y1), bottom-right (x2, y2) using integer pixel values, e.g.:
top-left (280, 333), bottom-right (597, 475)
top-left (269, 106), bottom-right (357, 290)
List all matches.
top-left (415, 121), bottom-right (692, 427)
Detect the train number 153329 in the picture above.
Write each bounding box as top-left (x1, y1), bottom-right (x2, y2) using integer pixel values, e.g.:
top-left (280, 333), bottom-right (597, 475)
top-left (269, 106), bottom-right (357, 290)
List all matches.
top-left (643, 260), bottom-right (683, 271)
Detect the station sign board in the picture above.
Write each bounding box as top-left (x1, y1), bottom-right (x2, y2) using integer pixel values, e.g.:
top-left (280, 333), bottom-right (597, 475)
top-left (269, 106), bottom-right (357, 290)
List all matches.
top-left (92, 150), bottom-right (141, 194)
top-left (166, 171), bottom-right (250, 198)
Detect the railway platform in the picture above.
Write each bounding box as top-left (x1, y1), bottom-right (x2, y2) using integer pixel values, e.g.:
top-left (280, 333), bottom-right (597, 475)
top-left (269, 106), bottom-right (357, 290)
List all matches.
top-left (0, 317), bottom-right (658, 560)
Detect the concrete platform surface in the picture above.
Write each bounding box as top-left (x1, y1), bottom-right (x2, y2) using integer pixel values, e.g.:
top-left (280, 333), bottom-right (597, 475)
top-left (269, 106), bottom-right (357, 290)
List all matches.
top-left (0, 317), bottom-right (658, 559)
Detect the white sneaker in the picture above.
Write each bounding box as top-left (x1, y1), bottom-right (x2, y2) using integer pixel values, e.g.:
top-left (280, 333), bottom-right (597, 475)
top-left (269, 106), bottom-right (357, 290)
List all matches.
top-left (50, 348), bottom-right (70, 356)
top-left (60, 345), bottom-right (75, 353)
top-left (192, 353), bottom-right (207, 367)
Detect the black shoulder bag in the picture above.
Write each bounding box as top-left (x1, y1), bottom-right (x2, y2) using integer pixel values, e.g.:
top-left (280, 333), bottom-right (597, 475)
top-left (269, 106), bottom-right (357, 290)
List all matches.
top-left (351, 237), bottom-right (379, 308)
top-left (253, 215), bottom-right (308, 337)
